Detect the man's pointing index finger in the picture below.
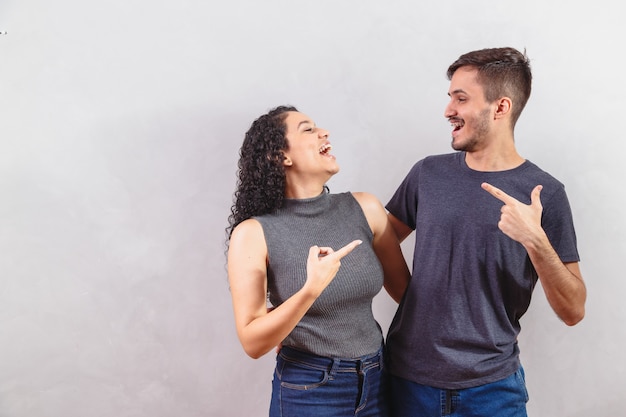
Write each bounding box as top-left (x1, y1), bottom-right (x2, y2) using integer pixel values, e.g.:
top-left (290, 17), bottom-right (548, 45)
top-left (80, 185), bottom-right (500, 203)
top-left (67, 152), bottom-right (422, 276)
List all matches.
top-left (481, 182), bottom-right (515, 204)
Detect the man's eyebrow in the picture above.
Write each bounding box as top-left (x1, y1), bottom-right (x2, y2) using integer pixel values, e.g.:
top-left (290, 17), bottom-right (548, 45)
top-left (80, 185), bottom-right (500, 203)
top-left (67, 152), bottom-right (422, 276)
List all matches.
top-left (448, 89), bottom-right (467, 97)
top-left (297, 120), bottom-right (314, 128)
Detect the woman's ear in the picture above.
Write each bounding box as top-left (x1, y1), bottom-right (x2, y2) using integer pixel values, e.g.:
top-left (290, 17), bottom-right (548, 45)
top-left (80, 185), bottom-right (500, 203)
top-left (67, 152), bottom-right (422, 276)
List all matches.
top-left (267, 151), bottom-right (291, 166)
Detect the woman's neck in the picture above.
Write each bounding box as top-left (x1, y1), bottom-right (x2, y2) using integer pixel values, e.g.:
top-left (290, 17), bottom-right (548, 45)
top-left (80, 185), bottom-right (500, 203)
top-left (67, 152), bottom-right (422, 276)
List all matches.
top-left (284, 182), bottom-right (327, 199)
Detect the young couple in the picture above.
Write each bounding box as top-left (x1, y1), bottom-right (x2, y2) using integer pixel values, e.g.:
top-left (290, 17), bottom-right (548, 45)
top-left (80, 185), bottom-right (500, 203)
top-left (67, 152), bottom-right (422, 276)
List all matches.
top-left (226, 47), bottom-right (586, 417)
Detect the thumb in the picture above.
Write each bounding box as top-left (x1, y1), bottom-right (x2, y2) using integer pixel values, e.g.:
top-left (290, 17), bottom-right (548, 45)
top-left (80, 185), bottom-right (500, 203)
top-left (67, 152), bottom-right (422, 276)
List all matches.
top-left (308, 245), bottom-right (321, 259)
top-left (531, 185), bottom-right (543, 209)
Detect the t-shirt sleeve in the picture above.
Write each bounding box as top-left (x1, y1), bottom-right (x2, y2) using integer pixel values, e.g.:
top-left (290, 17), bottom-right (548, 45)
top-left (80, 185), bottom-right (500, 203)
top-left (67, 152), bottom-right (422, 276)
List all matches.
top-left (386, 161), bottom-right (422, 231)
top-left (542, 185), bottom-right (580, 263)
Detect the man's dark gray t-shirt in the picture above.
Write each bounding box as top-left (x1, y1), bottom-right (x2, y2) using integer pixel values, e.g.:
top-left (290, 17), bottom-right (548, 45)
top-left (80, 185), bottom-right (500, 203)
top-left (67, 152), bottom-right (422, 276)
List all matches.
top-left (385, 152), bottom-right (579, 389)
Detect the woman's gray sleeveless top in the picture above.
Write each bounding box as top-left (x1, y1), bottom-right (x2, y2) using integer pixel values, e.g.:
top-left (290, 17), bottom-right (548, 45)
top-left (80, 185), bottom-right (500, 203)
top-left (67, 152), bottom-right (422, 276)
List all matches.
top-left (254, 190), bottom-right (384, 358)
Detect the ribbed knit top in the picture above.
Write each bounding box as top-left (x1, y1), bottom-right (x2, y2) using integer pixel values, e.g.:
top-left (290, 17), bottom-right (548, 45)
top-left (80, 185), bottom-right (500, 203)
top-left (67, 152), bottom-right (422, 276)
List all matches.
top-left (255, 190), bottom-right (384, 358)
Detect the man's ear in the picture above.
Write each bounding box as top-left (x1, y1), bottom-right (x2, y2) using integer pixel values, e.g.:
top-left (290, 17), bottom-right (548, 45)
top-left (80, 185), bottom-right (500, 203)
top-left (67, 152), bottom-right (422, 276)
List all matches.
top-left (494, 97), bottom-right (512, 119)
top-left (283, 155), bottom-right (293, 166)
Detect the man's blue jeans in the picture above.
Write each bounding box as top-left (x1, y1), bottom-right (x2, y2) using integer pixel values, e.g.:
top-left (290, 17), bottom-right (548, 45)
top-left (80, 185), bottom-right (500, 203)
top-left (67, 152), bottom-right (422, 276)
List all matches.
top-left (269, 345), bottom-right (389, 417)
top-left (389, 367), bottom-right (529, 417)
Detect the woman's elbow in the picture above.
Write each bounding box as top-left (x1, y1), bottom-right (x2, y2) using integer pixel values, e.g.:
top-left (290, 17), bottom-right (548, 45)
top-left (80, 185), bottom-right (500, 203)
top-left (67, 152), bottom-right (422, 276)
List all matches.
top-left (240, 339), bottom-right (271, 359)
top-left (244, 348), bottom-right (265, 359)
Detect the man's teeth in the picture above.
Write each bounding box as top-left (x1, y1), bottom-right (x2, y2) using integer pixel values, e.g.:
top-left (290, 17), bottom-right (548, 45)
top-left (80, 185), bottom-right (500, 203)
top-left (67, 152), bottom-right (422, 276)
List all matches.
top-left (319, 144), bottom-right (332, 154)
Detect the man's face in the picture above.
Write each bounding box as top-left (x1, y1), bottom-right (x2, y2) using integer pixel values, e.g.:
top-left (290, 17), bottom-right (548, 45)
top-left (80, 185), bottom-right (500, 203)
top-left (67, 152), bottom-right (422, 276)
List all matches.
top-left (444, 67), bottom-right (495, 152)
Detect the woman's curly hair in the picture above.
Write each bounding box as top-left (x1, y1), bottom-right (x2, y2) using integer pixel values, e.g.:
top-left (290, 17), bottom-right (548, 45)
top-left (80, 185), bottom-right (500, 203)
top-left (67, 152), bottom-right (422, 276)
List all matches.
top-left (226, 105), bottom-right (297, 240)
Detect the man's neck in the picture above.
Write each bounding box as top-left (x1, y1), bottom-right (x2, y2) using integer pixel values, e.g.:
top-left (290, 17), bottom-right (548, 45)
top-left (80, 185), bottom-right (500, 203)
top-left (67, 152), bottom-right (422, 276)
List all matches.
top-left (464, 144), bottom-right (525, 172)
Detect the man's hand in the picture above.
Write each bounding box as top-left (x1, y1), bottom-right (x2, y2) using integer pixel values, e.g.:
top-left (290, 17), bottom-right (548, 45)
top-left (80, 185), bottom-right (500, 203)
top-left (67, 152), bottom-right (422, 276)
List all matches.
top-left (481, 182), bottom-right (544, 246)
top-left (481, 182), bottom-right (586, 325)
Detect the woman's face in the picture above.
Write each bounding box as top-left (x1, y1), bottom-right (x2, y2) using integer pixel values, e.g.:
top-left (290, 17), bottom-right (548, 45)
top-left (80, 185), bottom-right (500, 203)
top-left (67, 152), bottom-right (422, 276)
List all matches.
top-left (281, 111), bottom-right (339, 178)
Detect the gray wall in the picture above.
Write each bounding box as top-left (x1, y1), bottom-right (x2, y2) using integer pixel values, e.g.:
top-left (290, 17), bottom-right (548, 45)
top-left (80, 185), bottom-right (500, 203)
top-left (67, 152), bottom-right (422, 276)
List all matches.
top-left (1, 1), bottom-right (624, 416)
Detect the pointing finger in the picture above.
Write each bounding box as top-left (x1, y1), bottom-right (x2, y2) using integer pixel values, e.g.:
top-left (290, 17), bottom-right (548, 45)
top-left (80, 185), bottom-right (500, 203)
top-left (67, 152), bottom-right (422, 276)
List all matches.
top-left (333, 239), bottom-right (363, 260)
top-left (481, 182), bottom-right (516, 204)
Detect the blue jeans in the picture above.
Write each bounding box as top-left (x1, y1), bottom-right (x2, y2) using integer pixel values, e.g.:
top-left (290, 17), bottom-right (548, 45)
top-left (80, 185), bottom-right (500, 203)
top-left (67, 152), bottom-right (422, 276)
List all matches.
top-left (389, 368), bottom-right (529, 417)
top-left (270, 345), bottom-right (389, 417)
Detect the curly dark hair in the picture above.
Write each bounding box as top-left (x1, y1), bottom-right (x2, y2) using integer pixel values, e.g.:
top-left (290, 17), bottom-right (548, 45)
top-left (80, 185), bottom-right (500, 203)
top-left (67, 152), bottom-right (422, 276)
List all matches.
top-left (447, 47), bottom-right (532, 127)
top-left (226, 105), bottom-right (297, 240)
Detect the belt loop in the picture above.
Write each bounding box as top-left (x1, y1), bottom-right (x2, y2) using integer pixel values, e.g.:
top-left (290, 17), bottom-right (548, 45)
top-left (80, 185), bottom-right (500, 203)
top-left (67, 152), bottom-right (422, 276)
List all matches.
top-left (442, 389), bottom-right (459, 415)
top-left (329, 358), bottom-right (340, 377)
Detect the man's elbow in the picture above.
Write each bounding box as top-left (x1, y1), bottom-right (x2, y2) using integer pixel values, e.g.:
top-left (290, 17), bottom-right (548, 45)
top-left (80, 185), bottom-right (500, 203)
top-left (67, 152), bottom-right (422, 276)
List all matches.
top-left (562, 306), bottom-right (585, 326)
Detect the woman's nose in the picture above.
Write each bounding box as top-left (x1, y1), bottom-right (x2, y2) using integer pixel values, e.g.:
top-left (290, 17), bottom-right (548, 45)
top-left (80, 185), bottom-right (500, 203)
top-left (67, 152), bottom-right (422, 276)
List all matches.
top-left (318, 128), bottom-right (329, 138)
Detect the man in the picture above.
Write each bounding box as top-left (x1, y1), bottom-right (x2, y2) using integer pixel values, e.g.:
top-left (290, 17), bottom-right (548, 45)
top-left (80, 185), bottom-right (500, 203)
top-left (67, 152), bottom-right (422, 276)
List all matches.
top-left (385, 47), bottom-right (586, 416)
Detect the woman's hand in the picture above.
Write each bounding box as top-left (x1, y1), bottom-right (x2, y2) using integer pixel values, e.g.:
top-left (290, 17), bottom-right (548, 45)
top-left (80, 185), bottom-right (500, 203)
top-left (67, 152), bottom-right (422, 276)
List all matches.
top-left (303, 240), bottom-right (363, 297)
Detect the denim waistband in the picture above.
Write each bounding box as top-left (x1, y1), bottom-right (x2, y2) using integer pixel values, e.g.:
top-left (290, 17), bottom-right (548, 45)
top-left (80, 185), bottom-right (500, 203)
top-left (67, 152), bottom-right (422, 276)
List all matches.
top-left (278, 345), bottom-right (384, 372)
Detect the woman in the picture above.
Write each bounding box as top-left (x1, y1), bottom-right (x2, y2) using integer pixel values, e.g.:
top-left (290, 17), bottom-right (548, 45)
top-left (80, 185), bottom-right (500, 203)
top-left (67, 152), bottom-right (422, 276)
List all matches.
top-left (227, 105), bottom-right (410, 417)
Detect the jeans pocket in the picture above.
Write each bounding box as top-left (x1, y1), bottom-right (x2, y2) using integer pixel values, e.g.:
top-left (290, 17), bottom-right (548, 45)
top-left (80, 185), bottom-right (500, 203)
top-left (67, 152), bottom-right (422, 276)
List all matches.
top-left (279, 361), bottom-right (330, 391)
top-left (514, 367), bottom-right (530, 403)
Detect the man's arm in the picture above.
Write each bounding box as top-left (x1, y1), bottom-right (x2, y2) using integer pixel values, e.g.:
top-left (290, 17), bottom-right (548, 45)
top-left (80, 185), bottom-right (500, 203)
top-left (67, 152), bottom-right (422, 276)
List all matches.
top-left (481, 182), bottom-right (586, 326)
top-left (387, 212), bottom-right (414, 243)
top-left (353, 193), bottom-right (411, 303)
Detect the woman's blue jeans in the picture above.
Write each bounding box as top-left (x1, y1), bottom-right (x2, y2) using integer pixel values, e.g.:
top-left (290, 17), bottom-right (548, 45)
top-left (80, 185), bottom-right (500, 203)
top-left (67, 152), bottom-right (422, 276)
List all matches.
top-left (269, 345), bottom-right (389, 417)
top-left (389, 367), bottom-right (529, 417)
